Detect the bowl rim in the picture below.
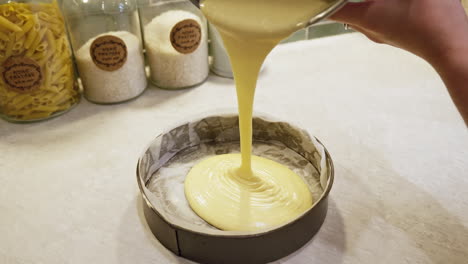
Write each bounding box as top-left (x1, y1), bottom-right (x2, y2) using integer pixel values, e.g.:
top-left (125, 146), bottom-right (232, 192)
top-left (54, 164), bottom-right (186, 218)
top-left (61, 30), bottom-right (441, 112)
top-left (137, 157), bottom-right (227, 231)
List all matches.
top-left (307, 0), bottom-right (348, 27)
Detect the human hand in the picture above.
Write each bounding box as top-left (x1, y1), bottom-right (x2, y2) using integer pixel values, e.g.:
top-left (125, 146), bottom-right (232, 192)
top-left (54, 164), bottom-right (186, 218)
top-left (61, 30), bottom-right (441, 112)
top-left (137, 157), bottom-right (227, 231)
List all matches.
top-left (330, 0), bottom-right (468, 64)
top-left (330, 0), bottom-right (468, 124)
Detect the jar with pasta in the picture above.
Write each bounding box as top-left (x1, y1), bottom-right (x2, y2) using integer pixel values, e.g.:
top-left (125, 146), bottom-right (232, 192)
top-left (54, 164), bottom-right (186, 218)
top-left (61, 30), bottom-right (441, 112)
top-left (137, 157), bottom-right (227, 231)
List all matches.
top-left (0, 0), bottom-right (80, 122)
top-left (62, 0), bottom-right (147, 104)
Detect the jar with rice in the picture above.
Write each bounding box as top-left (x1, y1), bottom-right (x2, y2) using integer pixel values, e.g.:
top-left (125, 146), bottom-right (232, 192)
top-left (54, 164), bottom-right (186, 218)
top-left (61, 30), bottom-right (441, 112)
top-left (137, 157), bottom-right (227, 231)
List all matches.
top-left (0, 0), bottom-right (80, 123)
top-left (62, 0), bottom-right (147, 104)
top-left (138, 0), bottom-right (209, 89)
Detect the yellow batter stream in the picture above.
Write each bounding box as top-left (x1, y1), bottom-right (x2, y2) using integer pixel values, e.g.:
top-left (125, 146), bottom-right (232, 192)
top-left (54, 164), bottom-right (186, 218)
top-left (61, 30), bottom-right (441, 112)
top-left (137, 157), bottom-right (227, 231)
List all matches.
top-left (185, 0), bottom-right (334, 231)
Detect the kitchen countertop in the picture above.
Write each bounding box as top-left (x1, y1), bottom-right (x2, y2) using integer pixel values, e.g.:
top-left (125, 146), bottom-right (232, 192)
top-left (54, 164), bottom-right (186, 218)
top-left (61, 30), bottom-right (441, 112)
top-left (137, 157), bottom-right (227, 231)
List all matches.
top-left (1, 33), bottom-right (467, 264)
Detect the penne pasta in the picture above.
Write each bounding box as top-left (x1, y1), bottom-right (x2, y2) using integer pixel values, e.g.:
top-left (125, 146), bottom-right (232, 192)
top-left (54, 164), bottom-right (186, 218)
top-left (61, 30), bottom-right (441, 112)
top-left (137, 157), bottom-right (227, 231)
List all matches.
top-left (4, 33), bottom-right (14, 58)
top-left (38, 48), bottom-right (53, 66)
top-left (37, 11), bottom-right (60, 24)
top-left (2, 8), bottom-right (11, 18)
top-left (56, 75), bottom-right (68, 84)
top-left (24, 27), bottom-right (37, 48)
top-left (0, 1), bottom-right (78, 121)
top-left (36, 41), bottom-right (47, 51)
top-left (43, 63), bottom-right (51, 88)
top-left (15, 7), bottom-right (31, 15)
top-left (21, 17), bottom-right (34, 33)
top-left (45, 28), bottom-right (55, 50)
top-left (0, 15), bottom-right (22, 32)
top-left (0, 31), bottom-right (8, 41)
top-left (13, 37), bottom-right (25, 50)
top-left (11, 95), bottom-right (34, 110)
top-left (17, 14), bottom-right (31, 22)
top-left (56, 83), bottom-right (64, 91)
top-left (51, 64), bottom-right (69, 83)
top-left (26, 27), bottom-right (47, 56)
top-left (42, 85), bottom-right (59, 93)
top-left (46, 22), bottom-right (61, 35)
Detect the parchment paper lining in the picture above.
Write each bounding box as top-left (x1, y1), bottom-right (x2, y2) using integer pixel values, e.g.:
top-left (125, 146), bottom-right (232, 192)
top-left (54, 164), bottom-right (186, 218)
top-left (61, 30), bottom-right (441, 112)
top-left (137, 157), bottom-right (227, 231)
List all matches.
top-left (138, 115), bottom-right (331, 235)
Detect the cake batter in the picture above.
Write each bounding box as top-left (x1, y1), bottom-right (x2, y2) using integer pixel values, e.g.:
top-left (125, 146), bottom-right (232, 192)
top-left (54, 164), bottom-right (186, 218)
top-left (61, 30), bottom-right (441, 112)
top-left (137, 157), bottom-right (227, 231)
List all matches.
top-left (185, 0), bottom-right (333, 231)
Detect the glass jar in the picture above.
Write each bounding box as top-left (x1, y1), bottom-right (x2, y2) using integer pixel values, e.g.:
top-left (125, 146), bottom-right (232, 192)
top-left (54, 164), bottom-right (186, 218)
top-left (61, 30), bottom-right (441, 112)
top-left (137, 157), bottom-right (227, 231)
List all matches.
top-left (0, 0), bottom-right (80, 123)
top-left (138, 0), bottom-right (209, 89)
top-left (208, 22), bottom-right (267, 79)
top-left (208, 23), bottom-right (233, 78)
top-left (62, 0), bottom-right (147, 104)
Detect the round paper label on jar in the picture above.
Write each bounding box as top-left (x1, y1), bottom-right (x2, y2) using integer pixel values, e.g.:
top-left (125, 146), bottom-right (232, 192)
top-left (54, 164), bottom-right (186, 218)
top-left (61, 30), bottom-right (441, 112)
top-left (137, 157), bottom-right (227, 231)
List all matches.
top-left (90, 35), bottom-right (127, 71)
top-left (170, 19), bottom-right (202, 54)
top-left (2, 56), bottom-right (43, 93)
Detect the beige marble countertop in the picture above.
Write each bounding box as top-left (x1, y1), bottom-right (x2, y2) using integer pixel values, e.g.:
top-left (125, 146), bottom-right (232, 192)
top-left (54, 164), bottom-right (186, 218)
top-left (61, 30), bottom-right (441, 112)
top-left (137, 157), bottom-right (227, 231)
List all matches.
top-left (1, 33), bottom-right (467, 264)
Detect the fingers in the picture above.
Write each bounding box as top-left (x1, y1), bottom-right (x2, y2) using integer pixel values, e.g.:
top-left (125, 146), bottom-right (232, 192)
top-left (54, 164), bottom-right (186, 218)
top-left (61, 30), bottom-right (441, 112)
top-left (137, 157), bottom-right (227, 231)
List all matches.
top-left (330, 1), bottom-right (375, 27)
top-left (348, 24), bottom-right (384, 44)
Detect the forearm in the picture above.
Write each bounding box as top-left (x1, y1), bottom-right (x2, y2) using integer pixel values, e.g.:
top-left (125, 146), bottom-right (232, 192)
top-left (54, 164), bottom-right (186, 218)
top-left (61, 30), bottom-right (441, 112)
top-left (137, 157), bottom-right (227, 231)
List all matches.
top-left (427, 47), bottom-right (468, 125)
top-left (330, 0), bottom-right (468, 124)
